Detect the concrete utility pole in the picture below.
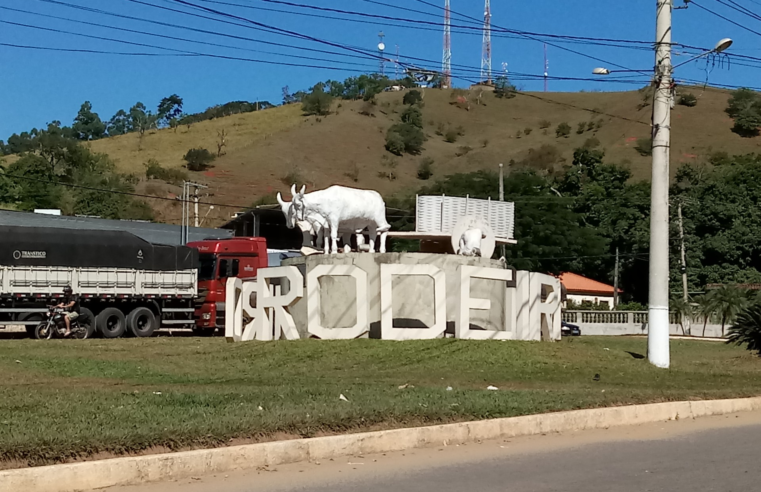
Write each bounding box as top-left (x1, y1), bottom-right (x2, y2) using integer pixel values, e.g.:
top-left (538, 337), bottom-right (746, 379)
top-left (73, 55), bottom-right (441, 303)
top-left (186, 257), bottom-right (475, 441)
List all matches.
top-left (498, 163), bottom-right (504, 201)
top-left (678, 201), bottom-right (688, 302)
top-left (648, 0), bottom-right (673, 369)
top-left (188, 182), bottom-right (209, 229)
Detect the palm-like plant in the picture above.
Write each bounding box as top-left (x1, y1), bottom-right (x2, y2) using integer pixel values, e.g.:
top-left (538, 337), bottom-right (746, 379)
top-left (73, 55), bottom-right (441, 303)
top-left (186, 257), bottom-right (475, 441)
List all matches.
top-left (710, 285), bottom-right (749, 337)
top-left (726, 303), bottom-right (761, 355)
top-left (695, 293), bottom-right (716, 337)
top-left (670, 296), bottom-right (693, 335)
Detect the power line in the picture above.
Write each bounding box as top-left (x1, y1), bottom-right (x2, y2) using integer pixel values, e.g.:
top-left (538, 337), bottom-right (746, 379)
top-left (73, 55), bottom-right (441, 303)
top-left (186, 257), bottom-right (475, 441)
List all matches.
top-left (691, 1), bottom-right (761, 38)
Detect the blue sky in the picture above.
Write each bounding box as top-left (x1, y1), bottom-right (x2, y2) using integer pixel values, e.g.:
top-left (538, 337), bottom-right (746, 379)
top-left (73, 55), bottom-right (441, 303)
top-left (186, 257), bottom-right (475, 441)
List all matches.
top-left (1, 0), bottom-right (760, 140)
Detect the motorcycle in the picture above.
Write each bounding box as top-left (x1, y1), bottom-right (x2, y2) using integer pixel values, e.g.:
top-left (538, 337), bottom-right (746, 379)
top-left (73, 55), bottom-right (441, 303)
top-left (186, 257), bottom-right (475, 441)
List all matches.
top-left (34, 306), bottom-right (93, 340)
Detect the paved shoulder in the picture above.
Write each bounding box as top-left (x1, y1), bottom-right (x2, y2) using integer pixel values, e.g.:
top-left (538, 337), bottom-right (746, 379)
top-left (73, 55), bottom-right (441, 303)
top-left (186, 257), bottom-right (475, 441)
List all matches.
top-left (109, 411), bottom-right (761, 492)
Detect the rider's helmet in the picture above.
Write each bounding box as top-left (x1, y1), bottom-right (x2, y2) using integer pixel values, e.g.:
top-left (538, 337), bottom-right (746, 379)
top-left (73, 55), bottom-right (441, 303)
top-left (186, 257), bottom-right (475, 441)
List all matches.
top-left (63, 285), bottom-right (73, 295)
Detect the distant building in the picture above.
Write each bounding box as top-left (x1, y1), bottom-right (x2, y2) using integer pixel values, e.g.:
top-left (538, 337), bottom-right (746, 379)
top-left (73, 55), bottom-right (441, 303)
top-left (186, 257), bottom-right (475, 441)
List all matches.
top-left (559, 272), bottom-right (621, 310)
top-left (0, 209), bottom-right (231, 246)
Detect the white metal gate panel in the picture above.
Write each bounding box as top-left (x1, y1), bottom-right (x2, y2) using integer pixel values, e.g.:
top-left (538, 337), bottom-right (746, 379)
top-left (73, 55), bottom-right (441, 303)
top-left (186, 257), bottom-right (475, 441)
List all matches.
top-left (416, 195), bottom-right (515, 240)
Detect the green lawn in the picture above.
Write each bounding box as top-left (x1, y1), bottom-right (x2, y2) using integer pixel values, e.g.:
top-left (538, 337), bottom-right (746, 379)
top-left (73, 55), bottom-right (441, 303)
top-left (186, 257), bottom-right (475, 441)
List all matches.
top-left (1, 337), bottom-right (760, 467)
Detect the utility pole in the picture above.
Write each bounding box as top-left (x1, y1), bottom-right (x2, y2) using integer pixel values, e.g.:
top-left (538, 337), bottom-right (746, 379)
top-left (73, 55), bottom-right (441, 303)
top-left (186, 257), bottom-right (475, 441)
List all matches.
top-left (678, 201), bottom-right (688, 302)
top-left (180, 181), bottom-right (187, 245)
top-left (614, 247), bottom-right (620, 308)
top-left (648, 0), bottom-right (673, 369)
top-left (499, 163), bottom-right (505, 259)
top-left (188, 182), bottom-right (209, 229)
top-left (442, 0), bottom-right (452, 89)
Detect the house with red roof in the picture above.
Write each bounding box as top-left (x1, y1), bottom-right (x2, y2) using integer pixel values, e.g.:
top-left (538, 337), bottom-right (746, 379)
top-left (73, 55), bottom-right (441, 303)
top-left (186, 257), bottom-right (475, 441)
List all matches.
top-left (559, 272), bottom-right (622, 310)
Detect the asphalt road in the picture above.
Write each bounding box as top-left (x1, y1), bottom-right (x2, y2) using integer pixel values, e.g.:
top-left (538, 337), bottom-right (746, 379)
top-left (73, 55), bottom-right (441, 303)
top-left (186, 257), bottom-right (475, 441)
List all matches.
top-left (109, 411), bottom-right (761, 492)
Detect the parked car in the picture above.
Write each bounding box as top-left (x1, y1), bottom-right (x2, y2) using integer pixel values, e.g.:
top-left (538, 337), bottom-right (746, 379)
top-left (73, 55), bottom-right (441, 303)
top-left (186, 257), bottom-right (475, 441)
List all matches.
top-left (561, 320), bottom-right (581, 337)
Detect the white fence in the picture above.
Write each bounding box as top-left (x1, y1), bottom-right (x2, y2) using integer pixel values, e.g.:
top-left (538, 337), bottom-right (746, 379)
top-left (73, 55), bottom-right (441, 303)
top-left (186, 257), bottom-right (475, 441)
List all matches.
top-left (563, 310), bottom-right (726, 338)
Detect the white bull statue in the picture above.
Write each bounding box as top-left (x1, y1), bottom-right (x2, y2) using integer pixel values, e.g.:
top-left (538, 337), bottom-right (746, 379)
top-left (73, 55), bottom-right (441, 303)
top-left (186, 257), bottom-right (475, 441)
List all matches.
top-left (287, 184), bottom-right (390, 254)
top-left (277, 193), bottom-right (361, 253)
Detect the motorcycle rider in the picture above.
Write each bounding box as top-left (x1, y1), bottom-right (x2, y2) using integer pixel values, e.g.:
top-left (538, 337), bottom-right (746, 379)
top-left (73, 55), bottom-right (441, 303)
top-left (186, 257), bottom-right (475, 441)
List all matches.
top-left (57, 285), bottom-right (80, 337)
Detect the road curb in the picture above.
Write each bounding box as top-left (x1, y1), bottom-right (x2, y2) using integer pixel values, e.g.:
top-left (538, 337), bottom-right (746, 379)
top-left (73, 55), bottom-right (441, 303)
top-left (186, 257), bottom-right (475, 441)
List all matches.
top-left (3, 396), bottom-right (761, 492)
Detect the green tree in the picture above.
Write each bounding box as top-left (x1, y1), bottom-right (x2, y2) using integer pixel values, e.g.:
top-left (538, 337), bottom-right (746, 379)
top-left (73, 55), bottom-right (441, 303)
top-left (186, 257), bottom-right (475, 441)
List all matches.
top-left (5, 155), bottom-right (62, 210)
top-left (726, 88), bottom-right (761, 136)
top-left (494, 75), bottom-right (517, 99)
top-left (386, 123), bottom-right (426, 155)
top-left (403, 90), bottom-right (423, 106)
top-left (670, 296), bottom-right (693, 335)
top-left (129, 102), bottom-right (158, 136)
top-left (401, 105), bottom-right (423, 128)
top-left (710, 285), bottom-right (748, 337)
top-left (385, 131), bottom-right (405, 155)
top-left (107, 109), bottom-right (130, 136)
top-left (72, 101), bottom-right (106, 141)
top-left (157, 94), bottom-right (184, 127)
top-left (301, 83), bottom-right (333, 116)
top-left (183, 148), bottom-right (216, 171)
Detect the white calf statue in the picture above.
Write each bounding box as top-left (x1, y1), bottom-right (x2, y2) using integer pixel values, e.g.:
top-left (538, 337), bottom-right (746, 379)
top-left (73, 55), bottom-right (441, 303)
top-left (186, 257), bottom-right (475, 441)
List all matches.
top-left (457, 228), bottom-right (487, 257)
top-left (290, 184), bottom-right (391, 254)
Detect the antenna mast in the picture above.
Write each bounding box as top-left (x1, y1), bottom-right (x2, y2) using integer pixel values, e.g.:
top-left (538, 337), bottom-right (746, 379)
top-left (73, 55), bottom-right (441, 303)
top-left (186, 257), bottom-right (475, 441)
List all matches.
top-left (442, 0), bottom-right (451, 88)
top-left (481, 0), bottom-right (492, 84)
top-left (544, 43), bottom-right (548, 92)
top-left (378, 31), bottom-right (386, 76)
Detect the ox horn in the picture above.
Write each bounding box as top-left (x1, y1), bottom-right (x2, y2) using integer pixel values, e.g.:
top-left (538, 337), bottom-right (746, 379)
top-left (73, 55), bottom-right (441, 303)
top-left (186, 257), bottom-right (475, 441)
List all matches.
top-left (276, 192), bottom-right (286, 206)
top-left (298, 185), bottom-right (306, 197)
top-left (290, 184), bottom-right (297, 197)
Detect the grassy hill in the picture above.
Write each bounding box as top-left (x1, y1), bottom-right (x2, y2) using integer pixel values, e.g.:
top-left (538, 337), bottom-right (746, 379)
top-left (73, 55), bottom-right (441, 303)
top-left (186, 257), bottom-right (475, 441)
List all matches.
top-left (79, 87), bottom-right (761, 226)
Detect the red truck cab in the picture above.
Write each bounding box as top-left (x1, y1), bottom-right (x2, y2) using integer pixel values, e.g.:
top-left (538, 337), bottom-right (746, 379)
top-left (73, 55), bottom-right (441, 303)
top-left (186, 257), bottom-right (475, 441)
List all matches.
top-left (187, 237), bottom-right (268, 332)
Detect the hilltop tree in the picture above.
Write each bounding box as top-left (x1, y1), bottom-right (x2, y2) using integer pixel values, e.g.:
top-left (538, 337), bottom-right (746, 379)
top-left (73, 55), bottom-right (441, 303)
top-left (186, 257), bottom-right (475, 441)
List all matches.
top-left (106, 109), bottom-right (130, 136)
top-left (494, 75), bottom-right (517, 99)
top-left (403, 90), bottom-right (423, 106)
top-left (129, 102), bottom-right (158, 136)
top-left (72, 101), bottom-right (106, 141)
top-left (301, 83), bottom-right (333, 116)
top-left (157, 94), bottom-right (184, 127)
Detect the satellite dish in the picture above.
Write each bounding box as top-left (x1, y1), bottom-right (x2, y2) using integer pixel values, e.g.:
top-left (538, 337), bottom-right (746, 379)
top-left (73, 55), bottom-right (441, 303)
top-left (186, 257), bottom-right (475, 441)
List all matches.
top-left (714, 38), bottom-right (733, 53)
top-left (451, 216), bottom-right (496, 259)
top-left (378, 42), bottom-right (386, 51)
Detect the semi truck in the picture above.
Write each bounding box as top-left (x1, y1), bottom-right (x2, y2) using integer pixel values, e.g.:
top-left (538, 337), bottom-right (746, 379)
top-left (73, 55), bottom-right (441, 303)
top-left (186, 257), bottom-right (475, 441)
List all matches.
top-left (0, 225), bottom-right (269, 338)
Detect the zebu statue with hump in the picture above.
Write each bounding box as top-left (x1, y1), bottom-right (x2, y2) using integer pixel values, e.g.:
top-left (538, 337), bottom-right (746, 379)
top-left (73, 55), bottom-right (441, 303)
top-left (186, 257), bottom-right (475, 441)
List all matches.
top-left (279, 184), bottom-right (390, 254)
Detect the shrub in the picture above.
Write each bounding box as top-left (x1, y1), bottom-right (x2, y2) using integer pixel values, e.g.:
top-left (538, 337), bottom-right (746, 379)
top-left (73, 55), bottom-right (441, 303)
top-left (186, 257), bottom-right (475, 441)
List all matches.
top-left (587, 121), bottom-right (595, 132)
top-left (726, 88), bottom-right (761, 136)
top-left (435, 122), bottom-right (446, 136)
top-left (444, 130), bottom-right (458, 143)
top-left (378, 155), bottom-right (398, 181)
top-left (386, 123), bottom-right (426, 155)
top-left (481, 138), bottom-right (489, 147)
top-left (280, 166), bottom-right (304, 186)
top-left (538, 120), bottom-right (551, 129)
top-left (727, 303), bottom-right (761, 355)
top-left (595, 119), bottom-right (604, 130)
top-left (524, 127), bottom-right (532, 136)
top-left (517, 144), bottom-right (562, 172)
top-left (582, 137), bottom-right (601, 149)
top-left (634, 136), bottom-right (652, 156)
top-left (144, 159), bottom-right (187, 185)
top-left (456, 145), bottom-right (473, 156)
top-left (555, 122), bottom-right (571, 138)
top-left (343, 163), bottom-right (360, 182)
top-left (401, 105), bottom-right (423, 128)
top-left (183, 148), bottom-right (216, 171)
top-left (678, 92), bottom-right (698, 107)
top-left (403, 90), bottom-right (423, 106)
top-left (385, 130), bottom-right (406, 155)
top-left (576, 122), bottom-right (586, 134)
top-left (456, 125), bottom-right (465, 136)
top-left (417, 157), bottom-right (434, 180)
top-left (515, 130), bottom-right (522, 139)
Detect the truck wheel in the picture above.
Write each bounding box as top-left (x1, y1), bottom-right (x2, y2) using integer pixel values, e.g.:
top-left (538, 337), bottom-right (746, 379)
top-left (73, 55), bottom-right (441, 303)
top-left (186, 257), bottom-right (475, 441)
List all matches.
top-left (19, 313), bottom-right (44, 338)
top-left (126, 307), bottom-right (157, 338)
top-left (97, 308), bottom-right (127, 339)
top-left (76, 307), bottom-right (96, 339)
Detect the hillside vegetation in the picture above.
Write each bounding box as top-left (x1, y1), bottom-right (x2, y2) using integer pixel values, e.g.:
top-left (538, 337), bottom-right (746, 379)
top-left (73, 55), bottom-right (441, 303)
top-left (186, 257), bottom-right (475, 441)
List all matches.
top-left (67, 86), bottom-right (759, 225)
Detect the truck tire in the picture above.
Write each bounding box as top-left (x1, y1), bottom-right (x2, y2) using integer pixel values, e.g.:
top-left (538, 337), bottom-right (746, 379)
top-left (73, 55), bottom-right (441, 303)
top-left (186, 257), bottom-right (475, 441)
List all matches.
top-left (97, 307), bottom-right (127, 339)
top-left (77, 307), bottom-right (96, 339)
top-left (19, 313), bottom-right (44, 338)
top-left (126, 307), bottom-right (157, 338)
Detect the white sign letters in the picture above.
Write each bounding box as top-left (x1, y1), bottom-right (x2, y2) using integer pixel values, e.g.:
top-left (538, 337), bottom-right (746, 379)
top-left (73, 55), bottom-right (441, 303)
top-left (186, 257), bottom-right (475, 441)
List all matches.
top-left (225, 262), bottom-right (560, 342)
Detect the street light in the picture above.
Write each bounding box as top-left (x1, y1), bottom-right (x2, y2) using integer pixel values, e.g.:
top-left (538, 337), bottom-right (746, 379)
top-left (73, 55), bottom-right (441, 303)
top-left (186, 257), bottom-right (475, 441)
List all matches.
top-left (591, 35), bottom-right (731, 369)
